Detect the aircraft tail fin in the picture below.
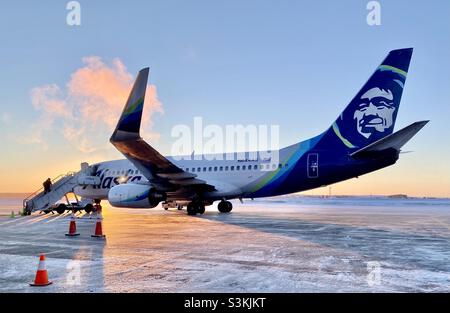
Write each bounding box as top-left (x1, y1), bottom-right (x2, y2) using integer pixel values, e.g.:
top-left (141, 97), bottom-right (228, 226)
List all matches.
top-left (326, 48), bottom-right (413, 150)
top-left (110, 67), bottom-right (149, 142)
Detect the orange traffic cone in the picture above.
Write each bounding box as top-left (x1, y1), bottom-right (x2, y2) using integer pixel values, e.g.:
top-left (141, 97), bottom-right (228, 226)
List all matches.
top-left (65, 216), bottom-right (80, 237)
top-left (91, 215), bottom-right (106, 238)
top-left (30, 254), bottom-right (52, 286)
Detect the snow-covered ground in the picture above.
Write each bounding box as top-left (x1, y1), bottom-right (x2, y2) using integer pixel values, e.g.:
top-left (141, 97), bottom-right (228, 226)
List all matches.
top-left (0, 196), bottom-right (449, 292)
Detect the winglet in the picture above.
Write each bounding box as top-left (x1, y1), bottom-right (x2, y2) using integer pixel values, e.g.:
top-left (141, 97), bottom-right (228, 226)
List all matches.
top-left (110, 67), bottom-right (149, 142)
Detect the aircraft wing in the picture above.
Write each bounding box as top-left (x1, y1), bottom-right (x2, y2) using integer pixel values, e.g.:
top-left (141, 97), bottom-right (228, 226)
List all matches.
top-left (110, 68), bottom-right (215, 192)
top-left (350, 120), bottom-right (429, 158)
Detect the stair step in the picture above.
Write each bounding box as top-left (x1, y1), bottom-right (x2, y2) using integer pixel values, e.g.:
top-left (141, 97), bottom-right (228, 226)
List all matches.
top-left (24, 172), bottom-right (100, 212)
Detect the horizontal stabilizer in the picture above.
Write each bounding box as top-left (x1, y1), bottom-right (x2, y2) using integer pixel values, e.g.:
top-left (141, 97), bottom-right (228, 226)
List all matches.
top-left (350, 120), bottom-right (429, 158)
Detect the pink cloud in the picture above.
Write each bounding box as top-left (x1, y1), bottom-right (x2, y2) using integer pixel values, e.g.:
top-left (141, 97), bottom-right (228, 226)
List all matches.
top-left (28, 57), bottom-right (163, 153)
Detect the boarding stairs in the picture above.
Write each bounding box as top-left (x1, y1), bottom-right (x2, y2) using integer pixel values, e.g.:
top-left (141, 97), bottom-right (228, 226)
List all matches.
top-left (23, 163), bottom-right (101, 214)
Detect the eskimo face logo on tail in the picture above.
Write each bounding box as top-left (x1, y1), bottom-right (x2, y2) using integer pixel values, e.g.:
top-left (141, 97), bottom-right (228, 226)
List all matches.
top-left (353, 87), bottom-right (396, 139)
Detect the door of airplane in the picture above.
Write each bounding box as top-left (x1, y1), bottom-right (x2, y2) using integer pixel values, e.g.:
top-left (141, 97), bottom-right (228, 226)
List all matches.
top-left (307, 153), bottom-right (319, 178)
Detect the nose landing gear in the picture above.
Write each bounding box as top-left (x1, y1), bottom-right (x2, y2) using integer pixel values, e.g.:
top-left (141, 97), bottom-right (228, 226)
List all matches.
top-left (218, 200), bottom-right (232, 213)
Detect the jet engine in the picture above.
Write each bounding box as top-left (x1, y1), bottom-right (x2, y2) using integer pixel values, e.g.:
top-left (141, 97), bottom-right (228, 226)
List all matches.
top-left (108, 184), bottom-right (166, 208)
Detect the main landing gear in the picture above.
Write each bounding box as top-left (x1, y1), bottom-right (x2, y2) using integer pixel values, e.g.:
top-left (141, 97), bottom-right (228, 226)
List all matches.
top-left (185, 199), bottom-right (232, 216)
top-left (186, 201), bottom-right (205, 216)
top-left (218, 200), bottom-right (232, 213)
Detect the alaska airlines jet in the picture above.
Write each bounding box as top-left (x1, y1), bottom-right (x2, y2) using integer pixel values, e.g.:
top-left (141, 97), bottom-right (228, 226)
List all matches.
top-left (74, 48), bottom-right (428, 215)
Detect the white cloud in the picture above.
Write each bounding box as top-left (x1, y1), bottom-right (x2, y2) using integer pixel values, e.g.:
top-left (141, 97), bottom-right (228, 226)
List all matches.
top-left (25, 57), bottom-right (163, 153)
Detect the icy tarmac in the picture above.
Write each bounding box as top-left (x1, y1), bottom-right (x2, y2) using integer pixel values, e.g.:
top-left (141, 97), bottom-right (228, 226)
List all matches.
top-left (0, 196), bottom-right (449, 292)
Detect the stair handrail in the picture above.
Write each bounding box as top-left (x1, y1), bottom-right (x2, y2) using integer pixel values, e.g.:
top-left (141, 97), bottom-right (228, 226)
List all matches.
top-left (22, 171), bottom-right (79, 209)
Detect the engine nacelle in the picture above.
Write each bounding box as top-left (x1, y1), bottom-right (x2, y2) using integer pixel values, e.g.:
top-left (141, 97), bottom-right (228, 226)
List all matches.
top-left (108, 184), bottom-right (166, 208)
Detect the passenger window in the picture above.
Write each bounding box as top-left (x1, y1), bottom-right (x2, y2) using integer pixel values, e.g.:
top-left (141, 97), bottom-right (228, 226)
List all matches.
top-left (225, 166), bottom-right (229, 171)
top-left (237, 166), bottom-right (240, 170)
top-left (254, 165), bottom-right (258, 170)
top-left (192, 168), bottom-right (195, 172)
top-left (214, 167), bottom-right (218, 171)
top-left (242, 165), bottom-right (246, 170)
top-left (203, 167), bottom-right (207, 172)
top-left (266, 164), bottom-right (270, 170)
top-left (208, 167), bottom-right (212, 172)
top-left (272, 164), bottom-right (277, 169)
top-left (219, 166), bottom-right (223, 171)
top-left (285, 163), bottom-right (289, 168)
top-left (231, 166), bottom-right (234, 171)
top-left (197, 167), bottom-right (201, 172)
top-left (278, 164), bottom-right (282, 169)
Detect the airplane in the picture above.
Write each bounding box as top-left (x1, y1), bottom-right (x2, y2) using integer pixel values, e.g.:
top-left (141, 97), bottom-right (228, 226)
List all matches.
top-left (74, 48), bottom-right (428, 215)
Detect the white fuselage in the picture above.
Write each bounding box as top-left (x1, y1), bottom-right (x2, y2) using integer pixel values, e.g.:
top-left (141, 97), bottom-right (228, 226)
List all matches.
top-left (74, 146), bottom-right (297, 202)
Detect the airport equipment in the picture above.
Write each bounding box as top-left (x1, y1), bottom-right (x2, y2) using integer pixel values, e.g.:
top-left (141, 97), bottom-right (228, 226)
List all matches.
top-left (29, 254), bottom-right (52, 287)
top-left (65, 216), bottom-right (80, 237)
top-left (91, 215), bottom-right (106, 238)
top-left (22, 163), bottom-right (100, 215)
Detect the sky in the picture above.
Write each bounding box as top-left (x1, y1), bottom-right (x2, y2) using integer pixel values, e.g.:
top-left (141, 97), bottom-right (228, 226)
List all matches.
top-left (0, 0), bottom-right (449, 197)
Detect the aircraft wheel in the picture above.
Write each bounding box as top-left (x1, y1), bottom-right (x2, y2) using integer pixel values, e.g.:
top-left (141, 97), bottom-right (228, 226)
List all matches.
top-left (197, 204), bottom-right (205, 215)
top-left (225, 201), bottom-right (232, 213)
top-left (177, 205), bottom-right (183, 210)
top-left (56, 204), bottom-right (67, 215)
top-left (218, 200), bottom-right (232, 213)
top-left (84, 203), bottom-right (93, 214)
top-left (187, 203), bottom-right (196, 216)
